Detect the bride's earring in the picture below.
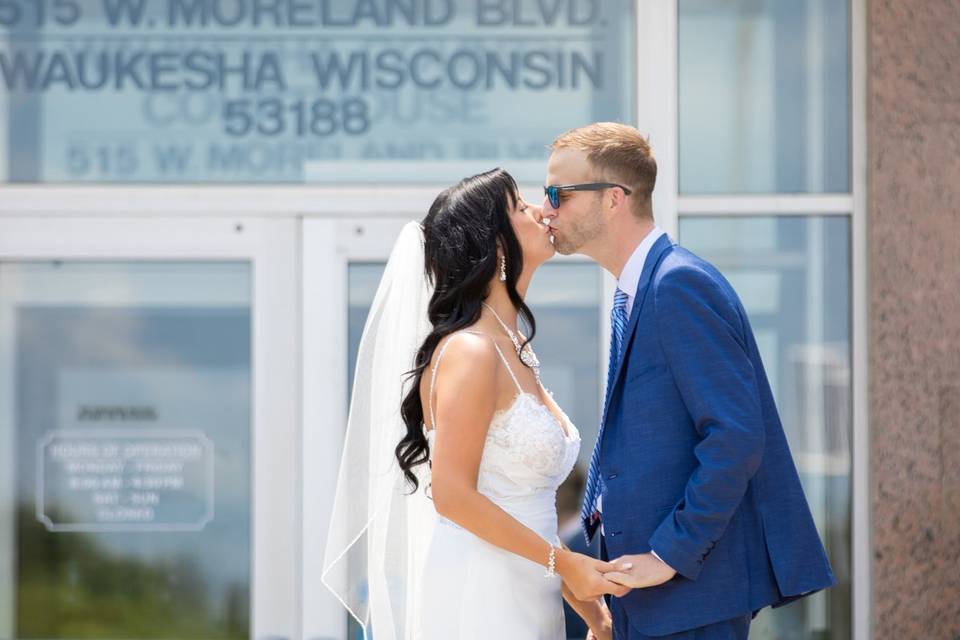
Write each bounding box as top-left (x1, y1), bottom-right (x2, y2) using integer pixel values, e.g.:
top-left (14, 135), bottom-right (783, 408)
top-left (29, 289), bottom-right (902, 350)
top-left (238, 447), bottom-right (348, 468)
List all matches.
top-left (499, 255), bottom-right (507, 281)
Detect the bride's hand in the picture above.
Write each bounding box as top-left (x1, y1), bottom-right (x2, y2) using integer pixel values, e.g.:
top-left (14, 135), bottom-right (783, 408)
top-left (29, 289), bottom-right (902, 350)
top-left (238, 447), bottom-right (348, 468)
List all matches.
top-left (586, 621), bottom-right (613, 640)
top-left (556, 549), bottom-right (632, 600)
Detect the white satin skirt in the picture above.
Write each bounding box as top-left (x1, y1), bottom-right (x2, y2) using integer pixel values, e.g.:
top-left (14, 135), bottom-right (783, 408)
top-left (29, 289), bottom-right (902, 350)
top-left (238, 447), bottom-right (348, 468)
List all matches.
top-left (417, 491), bottom-right (566, 640)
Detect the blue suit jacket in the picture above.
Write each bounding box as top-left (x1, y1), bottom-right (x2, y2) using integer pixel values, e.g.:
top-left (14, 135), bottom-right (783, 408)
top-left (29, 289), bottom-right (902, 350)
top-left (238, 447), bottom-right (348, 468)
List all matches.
top-left (595, 234), bottom-right (836, 635)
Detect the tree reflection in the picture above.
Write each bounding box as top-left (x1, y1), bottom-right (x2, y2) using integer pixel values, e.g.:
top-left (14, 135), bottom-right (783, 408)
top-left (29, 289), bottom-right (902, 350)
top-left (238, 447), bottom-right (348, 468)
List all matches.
top-left (16, 502), bottom-right (249, 638)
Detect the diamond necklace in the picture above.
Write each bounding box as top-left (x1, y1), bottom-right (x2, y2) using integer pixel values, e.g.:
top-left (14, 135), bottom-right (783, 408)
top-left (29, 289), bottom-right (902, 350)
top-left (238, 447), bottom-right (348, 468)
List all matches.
top-left (481, 301), bottom-right (541, 385)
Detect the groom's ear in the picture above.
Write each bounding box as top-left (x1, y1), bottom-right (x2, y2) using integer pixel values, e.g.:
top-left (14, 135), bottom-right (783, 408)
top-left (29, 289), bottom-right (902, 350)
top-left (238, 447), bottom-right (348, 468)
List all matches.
top-left (608, 185), bottom-right (632, 216)
top-left (610, 186), bottom-right (625, 209)
top-left (604, 188), bottom-right (620, 214)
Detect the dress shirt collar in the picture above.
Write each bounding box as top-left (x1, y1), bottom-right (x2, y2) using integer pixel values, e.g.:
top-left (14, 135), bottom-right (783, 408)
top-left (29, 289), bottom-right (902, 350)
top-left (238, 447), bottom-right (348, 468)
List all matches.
top-left (617, 225), bottom-right (666, 298)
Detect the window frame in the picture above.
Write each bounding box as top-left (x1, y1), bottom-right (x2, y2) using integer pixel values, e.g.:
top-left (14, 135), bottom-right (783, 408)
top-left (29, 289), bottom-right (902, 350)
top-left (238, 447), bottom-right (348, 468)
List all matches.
top-left (639, 1), bottom-right (868, 639)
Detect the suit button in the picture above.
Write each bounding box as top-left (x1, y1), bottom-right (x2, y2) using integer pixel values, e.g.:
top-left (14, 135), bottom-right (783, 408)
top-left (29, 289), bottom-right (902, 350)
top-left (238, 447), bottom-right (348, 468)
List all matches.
top-left (607, 473), bottom-right (618, 480)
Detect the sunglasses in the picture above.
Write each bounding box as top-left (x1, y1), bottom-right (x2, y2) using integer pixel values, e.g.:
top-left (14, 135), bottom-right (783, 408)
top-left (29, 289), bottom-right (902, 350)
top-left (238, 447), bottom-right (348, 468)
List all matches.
top-left (544, 182), bottom-right (633, 209)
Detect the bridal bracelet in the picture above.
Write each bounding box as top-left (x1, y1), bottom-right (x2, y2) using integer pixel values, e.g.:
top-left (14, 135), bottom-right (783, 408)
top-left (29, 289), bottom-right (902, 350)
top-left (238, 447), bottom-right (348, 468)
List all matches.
top-left (545, 545), bottom-right (559, 578)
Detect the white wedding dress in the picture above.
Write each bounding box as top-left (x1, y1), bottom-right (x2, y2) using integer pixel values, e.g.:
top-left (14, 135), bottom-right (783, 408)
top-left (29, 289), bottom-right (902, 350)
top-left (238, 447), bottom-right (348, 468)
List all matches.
top-left (419, 330), bottom-right (582, 639)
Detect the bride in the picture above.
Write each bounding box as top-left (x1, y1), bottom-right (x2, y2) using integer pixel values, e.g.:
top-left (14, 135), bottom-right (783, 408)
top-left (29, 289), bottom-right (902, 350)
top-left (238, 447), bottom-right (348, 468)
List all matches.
top-left (323, 168), bottom-right (630, 640)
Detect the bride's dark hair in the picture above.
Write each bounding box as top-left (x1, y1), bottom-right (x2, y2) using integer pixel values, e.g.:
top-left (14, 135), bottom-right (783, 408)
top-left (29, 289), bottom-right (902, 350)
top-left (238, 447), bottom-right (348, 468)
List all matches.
top-left (395, 167), bottom-right (537, 491)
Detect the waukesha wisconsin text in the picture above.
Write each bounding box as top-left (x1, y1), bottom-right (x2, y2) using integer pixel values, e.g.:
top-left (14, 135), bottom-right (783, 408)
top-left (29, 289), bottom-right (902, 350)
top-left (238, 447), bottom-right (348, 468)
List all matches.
top-left (0, 47), bottom-right (602, 92)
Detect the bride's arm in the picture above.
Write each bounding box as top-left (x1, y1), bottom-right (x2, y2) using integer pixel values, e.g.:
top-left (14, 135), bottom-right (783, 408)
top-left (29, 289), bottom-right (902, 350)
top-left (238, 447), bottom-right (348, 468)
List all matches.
top-left (429, 334), bottom-right (629, 600)
top-left (559, 548), bottom-right (613, 638)
top-left (561, 580), bottom-right (612, 634)
top-left (430, 334), bottom-right (557, 569)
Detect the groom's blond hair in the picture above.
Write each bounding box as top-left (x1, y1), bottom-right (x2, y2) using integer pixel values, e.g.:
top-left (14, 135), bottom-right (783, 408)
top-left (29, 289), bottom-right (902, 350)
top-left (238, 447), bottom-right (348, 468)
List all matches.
top-left (550, 122), bottom-right (657, 220)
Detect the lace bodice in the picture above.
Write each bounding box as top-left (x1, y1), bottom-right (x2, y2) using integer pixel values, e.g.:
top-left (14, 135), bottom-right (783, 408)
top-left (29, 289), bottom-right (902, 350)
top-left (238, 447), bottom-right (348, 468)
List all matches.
top-left (424, 331), bottom-right (581, 503)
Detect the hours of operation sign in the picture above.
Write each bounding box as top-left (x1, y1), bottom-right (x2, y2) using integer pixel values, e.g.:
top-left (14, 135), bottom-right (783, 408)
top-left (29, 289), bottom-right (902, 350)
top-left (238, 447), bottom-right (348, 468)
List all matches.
top-left (0, 0), bottom-right (636, 182)
top-left (37, 429), bottom-right (215, 532)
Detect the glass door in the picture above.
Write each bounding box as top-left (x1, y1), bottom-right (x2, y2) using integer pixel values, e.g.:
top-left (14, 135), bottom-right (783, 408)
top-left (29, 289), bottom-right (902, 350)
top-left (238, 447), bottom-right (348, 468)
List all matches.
top-left (657, 0), bottom-right (863, 637)
top-left (0, 217), bottom-right (300, 640)
top-left (302, 217), bottom-right (610, 640)
top-left (679, 215), bottom-right (852, 639)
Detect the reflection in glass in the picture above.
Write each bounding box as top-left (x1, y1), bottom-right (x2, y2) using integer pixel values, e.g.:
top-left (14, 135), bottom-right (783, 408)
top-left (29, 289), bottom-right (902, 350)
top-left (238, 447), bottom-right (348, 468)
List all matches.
top-left (1, 0), bottom-right (635, 184)
top-left (347, 259), bottom-right (602, 639)
top-left (0, 261), bottom-right (251, 639)
top-left (680, 216), bottom-right (850, 639)
top-left (678, 0), bottom-right (850, 194)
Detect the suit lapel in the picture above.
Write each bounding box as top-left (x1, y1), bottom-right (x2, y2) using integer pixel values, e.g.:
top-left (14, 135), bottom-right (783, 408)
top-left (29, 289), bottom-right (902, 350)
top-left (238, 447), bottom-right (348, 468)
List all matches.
top-left (600, 234), bottom-right (676, 430)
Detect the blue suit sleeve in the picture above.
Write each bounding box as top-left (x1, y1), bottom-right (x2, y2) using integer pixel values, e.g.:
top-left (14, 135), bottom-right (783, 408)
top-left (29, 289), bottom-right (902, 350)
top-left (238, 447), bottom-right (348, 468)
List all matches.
top-left (647, 265), bottom-right (765, 580)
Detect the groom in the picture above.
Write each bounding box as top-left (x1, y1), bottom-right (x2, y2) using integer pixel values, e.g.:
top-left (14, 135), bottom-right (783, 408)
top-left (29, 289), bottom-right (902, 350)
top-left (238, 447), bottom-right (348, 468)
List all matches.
top-left (542, 123), bottom-right (836, 639)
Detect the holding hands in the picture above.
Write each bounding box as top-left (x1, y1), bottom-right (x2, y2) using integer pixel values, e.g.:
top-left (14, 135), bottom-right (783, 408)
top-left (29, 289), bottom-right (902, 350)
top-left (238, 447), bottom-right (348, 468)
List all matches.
top-left (554, 545), bottom-right (677, 639)
top-left (559, 547), bottom-right (676, 598)
top-left (556, 548), bottom-right (633, 600)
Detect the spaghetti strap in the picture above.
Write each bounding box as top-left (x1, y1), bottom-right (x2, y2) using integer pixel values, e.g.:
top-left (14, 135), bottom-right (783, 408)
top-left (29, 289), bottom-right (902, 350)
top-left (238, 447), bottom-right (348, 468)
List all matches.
top-left (428, 331), bottom-right (481, 429)
top-left (427, 330), bottom-right (523, 430)
top-left (428, 335), bottom-right (458, 431)
top-left (489, 342), bottom-right (523, 394)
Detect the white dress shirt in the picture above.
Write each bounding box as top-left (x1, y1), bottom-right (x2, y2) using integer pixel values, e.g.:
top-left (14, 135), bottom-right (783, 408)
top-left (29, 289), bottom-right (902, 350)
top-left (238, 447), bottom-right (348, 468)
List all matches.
top-left (597, 226), bottom-right (668, 565)
top-left (615, 226), bottom-right (666, 324)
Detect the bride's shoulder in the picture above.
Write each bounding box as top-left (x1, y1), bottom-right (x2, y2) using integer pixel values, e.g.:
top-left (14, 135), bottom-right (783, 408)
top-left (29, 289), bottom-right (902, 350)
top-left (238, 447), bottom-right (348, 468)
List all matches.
top-left (431, 330), bottom-right (502, 383)
top-left (435, 330), bottom-right (498, 368)
top-left (428, 330), bottom-right (499, 403)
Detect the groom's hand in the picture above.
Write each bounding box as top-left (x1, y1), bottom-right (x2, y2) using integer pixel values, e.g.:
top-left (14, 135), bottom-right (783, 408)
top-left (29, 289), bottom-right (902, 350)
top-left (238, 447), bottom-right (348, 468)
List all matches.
top-left (603, 553), bottom-right (677, 589)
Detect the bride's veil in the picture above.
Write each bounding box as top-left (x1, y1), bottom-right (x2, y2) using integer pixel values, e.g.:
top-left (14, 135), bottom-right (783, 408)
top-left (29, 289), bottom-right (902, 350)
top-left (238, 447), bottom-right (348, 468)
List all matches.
top-left (322, 220), bottom-right (436, 640)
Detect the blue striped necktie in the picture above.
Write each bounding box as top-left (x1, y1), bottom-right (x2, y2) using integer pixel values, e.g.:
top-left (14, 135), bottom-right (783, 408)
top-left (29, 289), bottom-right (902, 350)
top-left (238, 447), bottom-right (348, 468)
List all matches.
top-left (580, 287), bottom-right (631, 543)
